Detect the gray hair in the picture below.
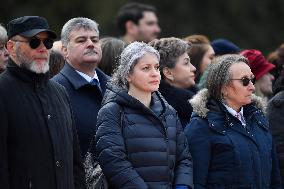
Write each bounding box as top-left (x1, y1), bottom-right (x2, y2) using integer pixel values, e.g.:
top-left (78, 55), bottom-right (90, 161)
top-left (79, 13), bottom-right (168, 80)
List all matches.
top-left (149, 37), bottom-right (190, 78)
top-left (61, 17), bottom-right (99, 47)
top-left (0, 24), bottom-right (7, 44)
top-left (206, 54), bottom-right (248, 100)
top-left (111, 41), bottom-right (160, 90)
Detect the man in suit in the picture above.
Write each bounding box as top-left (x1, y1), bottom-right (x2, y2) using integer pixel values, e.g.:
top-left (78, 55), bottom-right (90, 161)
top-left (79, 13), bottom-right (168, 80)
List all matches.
top-left (52, 17), bottom-right (109, 156)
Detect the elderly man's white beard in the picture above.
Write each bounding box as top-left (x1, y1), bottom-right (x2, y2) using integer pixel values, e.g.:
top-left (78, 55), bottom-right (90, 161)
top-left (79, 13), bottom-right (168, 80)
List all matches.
top-left (16, 49), bottom-right (49, 74)
top-left (28, 61), bottom-right (50, 74)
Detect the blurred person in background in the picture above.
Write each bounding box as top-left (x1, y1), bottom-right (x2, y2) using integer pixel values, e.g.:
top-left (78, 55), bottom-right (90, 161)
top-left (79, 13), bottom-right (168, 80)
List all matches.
top-left (185, 54), bottom-right (282, 189)
top-left (95, 42), bottom-right (193, 189)
top-left (183, 34), bottom-right (214, 89)
top-left (267, 68), bottom-right (284, 188)
top-left (0, 24), bottom-right (9, 73)
top-left (98, 37), bottom-right (127, 76)
top-left (211, 38), bottom-right (241, 56)
top-left (52, 40), bottom-right (63, 54)
top-left (241, 49), bottom-right (275, 101)
top-left (49, 49), bottom-right (65, 78)
top-left (267, 43), bottom-right (284, 93)
top-left (52, 17), bottom-right (109, 156)
top-left (117, 2), bottom-right (161, 44)
top-left (197, 38), bottom-right (241, 89)
top-left (150, 37), bottom-right (196, 127)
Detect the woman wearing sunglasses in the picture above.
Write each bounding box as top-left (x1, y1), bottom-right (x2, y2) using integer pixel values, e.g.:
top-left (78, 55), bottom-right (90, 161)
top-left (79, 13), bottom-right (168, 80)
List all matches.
top-left (184, 54), bottom-right (281, 189)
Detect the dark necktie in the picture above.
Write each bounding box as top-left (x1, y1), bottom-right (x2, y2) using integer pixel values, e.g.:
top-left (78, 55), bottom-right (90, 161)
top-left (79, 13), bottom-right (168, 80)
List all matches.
top-left (90, 79), bottom-right (102, 93)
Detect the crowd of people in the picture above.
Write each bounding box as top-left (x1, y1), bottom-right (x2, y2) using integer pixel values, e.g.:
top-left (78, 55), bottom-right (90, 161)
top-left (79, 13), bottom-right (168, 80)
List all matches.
top-left (1, 2), bottom-right (284, 189)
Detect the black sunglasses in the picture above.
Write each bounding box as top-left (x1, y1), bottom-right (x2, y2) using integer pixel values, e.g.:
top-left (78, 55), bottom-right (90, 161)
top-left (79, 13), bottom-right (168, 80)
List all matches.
top-left (12, 37), bottom-right (54, 50)
top-left (231, 77), bottom-right (256, 86)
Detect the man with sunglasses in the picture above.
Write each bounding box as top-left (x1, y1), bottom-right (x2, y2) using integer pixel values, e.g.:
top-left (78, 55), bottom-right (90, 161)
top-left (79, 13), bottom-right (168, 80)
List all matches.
top-left (0, 16), bottom-right (86, 189)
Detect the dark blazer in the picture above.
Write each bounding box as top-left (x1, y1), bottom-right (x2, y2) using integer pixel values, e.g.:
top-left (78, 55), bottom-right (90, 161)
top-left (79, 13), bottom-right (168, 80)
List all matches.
top-left (95, 83), bottom-right (193, 189)
top-left (52, 63), bottom-right (109, 156)
top-left (185, 89), bottom-right (282, 189)
top-left (0, 60), bottom-right (86, 189)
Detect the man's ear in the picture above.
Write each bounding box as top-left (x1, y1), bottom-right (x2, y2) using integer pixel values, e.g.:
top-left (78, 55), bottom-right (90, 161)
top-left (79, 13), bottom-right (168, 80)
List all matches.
top-left (125, 20), bottom-right (137, 35)
top-left (6, 40), bottom-right (16, 58)
top-left (62, 46), bottom-right (68, 59)
top-left (162, 67), bottom-right (174, 81)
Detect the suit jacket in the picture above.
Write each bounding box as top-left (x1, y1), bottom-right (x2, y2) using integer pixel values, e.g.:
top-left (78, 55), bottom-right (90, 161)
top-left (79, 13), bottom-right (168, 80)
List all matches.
top-left (52, 62), bottom-right (109, 156)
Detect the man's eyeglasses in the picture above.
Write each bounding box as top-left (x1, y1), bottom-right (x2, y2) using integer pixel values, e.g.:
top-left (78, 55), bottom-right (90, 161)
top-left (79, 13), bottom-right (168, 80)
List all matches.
top-left (231, 77), bottom-right (256, 86)
top-left (11, 37), bottom-right (54, 50)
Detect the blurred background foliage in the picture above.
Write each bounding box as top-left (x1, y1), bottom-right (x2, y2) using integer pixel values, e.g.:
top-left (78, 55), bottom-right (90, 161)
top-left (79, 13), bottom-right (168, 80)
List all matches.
top-left (2, 0), bottom-right (284, 54)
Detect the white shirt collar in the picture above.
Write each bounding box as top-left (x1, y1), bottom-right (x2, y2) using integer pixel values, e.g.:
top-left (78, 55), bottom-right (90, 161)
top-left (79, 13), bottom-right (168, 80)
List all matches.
top-left (75, 70), bottom-right (99, 83)
top-left (223, 103), bottom-right (246, 126)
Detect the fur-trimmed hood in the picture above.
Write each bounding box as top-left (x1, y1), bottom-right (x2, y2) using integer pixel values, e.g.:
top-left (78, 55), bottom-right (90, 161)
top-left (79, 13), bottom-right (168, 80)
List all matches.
top-left (189, 88), bottom-right (267, 118)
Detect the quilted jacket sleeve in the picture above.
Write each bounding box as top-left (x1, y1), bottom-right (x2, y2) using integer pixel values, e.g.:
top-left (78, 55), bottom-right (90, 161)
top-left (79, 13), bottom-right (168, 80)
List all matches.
top-left (95, 103), bottom-right (148, 189)
top-left (174, 116), bottom-right (194, 188)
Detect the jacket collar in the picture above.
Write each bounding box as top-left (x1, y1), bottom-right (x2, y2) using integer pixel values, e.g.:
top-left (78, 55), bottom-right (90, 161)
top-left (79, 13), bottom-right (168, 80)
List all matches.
top-left (60, 62), bottom-right (109, 93)
top-left (190, 89), bottom-right (266, 118)
top-left (6, 58), bottom-right (49, 85)
top-left (60, 63), bottom-right (90, 90)
top-left (190, 89), bottom-right (269, 134)
top-left (103, 82), bottom-right (168, 118)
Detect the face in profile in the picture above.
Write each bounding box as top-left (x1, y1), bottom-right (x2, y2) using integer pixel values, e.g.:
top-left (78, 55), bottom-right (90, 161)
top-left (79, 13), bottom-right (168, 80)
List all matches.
top-left (127, 53), bottom-right (161, 95)
top-left (200, 45), bottom-right (215, 74)
top-left (164, 52), bottom-right (196, 89)
top-left (0, 43), bottom-right (9, 71)
top-left (223, 62), bottom-right (255, 111)
top-left (137, 11), bottom-right (161, 43)
top-left (255, 72), bottom-right (274, 97)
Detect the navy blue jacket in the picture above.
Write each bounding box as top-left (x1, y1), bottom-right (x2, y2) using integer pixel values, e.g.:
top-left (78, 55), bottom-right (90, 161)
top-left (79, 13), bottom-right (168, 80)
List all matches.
top-left (52, 63), bottom-right (109, 156)
top-left (184, 89), bottom-right (282, 189)
top-left (95, 83), bottom-right (193, 189)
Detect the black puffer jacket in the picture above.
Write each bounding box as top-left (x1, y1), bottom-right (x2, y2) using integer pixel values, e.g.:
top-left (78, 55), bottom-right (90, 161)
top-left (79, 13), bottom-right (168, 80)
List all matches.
top-left (95, 83), bottom-right (193, 189)
top-left (159, 80), bottom-right (196, 128)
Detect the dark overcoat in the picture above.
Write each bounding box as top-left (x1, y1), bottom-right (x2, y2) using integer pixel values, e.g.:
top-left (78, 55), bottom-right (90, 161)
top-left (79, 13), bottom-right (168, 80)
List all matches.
top-left (267, 90), bottom-right (284, 188)
top-left (0, 60), bottom-right (86, 189)
top-left (52, 62), bottom-right (109, 156)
